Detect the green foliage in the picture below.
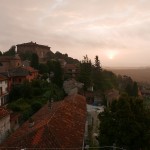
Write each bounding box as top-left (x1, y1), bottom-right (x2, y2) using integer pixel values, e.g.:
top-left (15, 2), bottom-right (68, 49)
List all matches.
top-left (125, 81), bottom-right (138, 97)
top-left (94, 55), bottom-right (102, 71)
top-left (53, 61), bottom-right (63, 87)
top-left (78, 55), bottom-right (92, 90)
top-left (39, 63), bottom-right (49, 74)
top-left (9, 81), bottom-right (32, 101)
top-left (7, 103), bottom-right (21, 112)
top-left (31, 53), bottom-right (39, 69)
top-left (99, 95), bottom-right (150, 149)
top-left (47, 60), bottom-right (63, 87)
top-left (31, 102), bottom-right (42, 113)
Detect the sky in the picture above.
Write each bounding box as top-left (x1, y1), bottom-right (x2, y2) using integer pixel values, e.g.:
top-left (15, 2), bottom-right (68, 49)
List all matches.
top-left (0, 0), bottom-right (150, 67)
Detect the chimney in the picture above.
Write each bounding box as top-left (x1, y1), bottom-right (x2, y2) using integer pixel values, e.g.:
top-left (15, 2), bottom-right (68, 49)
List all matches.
top-left (28, 118), bottom-right (34, 128)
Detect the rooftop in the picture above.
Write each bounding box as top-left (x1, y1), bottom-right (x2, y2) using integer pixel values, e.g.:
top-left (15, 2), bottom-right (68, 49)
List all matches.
top-left (1, 94), bottom-right (86, 149)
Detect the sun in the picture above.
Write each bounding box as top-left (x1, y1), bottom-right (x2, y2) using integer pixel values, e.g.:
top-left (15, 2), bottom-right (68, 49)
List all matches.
top-left (106, 50), bottom-right (118, 60)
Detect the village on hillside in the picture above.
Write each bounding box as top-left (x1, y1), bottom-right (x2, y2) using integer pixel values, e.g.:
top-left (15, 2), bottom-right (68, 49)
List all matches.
top-left (0, 42), bottom-right (149, 149)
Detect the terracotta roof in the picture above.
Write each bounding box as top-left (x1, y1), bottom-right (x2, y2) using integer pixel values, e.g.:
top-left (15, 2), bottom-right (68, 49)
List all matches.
top-left (1, 67), bottom-right (29, 77)
top-left (1, 94), bottom-right (86, 149)
top-left (0, 74), bottom-right (8, 81)
top-left (0, 107), bottom-right (10, 119)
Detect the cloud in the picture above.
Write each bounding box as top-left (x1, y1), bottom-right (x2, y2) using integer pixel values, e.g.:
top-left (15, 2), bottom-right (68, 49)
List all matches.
top-left (0, 0), bottom-right (150, 67)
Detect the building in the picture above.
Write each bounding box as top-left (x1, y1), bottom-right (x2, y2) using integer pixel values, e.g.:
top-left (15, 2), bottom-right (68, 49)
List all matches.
top-left (0, 55), bottom-right (22, 72)
top-left (0, 74), bottom-right (9, 106)
top-left (0, 66), bottom-right (38, 91)
top-left (63, 78), bottom-right (84, 95)
top-left (0, 107), bottom-right (10, 144)
top-left (1, 94), bottom-right (86, 149)
top-left (17, 41), bottom-right (50, 63)
top-left (64, 64), bottom-right (79, 78)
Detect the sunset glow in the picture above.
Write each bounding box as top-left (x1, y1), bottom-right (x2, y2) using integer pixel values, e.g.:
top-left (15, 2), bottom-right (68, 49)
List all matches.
top-left (0, 0), bottom-right (150, 67)
top-left (106, 50), bottom-right (118, 60)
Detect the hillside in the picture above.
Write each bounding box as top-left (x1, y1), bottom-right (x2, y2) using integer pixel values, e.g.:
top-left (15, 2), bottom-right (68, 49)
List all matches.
top-left (108, 67), bottom-right (150, 83)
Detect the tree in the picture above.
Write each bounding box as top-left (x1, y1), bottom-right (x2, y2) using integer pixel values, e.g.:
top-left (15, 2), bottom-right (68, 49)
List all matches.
top-left (132, 81), bottom-right (138, 97)
top-left (94, 55), bottom-right (102, 71)
top-left (38, 63), bottom-right (49, 74)
top-left (31, 53), bottom-right (39, 69)
top-left (98, 95), bottom-right (150, 150)
top-left (78, 55), bottom-right (92, 91)
top-left (52, 61), bottom-right (63, 87)
top-left (3, 45), bottom-right (16, 56)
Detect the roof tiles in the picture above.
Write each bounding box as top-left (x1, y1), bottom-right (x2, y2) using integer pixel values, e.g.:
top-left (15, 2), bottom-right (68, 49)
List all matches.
top-left (1, 94), bottom-right (86, 149)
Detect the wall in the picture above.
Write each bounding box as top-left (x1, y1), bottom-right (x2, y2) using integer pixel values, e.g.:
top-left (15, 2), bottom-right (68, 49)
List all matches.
top-left (0, 115), bottom-right (10, 144)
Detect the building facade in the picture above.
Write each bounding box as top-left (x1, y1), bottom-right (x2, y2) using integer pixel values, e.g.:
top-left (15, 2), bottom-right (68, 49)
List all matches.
top-left (17, 42), bottom-right (50, 63)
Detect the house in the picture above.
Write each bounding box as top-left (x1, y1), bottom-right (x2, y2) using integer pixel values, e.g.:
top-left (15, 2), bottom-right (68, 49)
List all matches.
top-left (17, 41), bottom-right (51, 63)
top-left (1, 94), bottom-right (86, 149)
top-left (22, 66), bottom-right (39, 82)
top-left (0, 107), bottom-right (10, 144)
top-left (0, 74), bottom-right (9, 106)
top-left (1, 66), bottom-right (38, 91)
top-left (64, 64), bottom-right (79, 78)
top-left (0, 55), bottom-right (22, 72)
top-left (63, 78), bottom-right (84, 95)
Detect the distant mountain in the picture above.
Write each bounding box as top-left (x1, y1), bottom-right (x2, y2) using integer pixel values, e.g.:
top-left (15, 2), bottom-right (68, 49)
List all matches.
top-left (108, 67), bottom-right (150, 83)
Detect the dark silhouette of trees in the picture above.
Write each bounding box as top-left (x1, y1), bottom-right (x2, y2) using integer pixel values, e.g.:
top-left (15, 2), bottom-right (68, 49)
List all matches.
top-left (78, 55), bottom-right (92, 91)
top-left (31, 53), bottom-right (39, 69)
top-left (99, 95), bottom-right (150, 150)
top-left (3, 45), bottom-right (16, 56)
top-left (94, 55), bottom-right (102, 71)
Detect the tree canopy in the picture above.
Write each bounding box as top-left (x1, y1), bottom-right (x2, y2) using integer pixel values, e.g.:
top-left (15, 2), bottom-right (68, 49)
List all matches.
top-left (98, 95), bottom-right (150, 150)
top-left (3, 45), bottom-right (16, 56)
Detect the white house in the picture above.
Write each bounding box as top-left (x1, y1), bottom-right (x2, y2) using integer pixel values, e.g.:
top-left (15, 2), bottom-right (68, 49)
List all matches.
top-left (0, 74), bottom-right (9, 106)
top-left (0, 107), bottom-right (10, 143)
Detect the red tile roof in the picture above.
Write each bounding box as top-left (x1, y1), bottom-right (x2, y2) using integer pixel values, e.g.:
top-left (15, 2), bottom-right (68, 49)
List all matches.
top-left (0, 74), bottom-right (8, 81)
top-left (1, 94), bottom-right (86, 149)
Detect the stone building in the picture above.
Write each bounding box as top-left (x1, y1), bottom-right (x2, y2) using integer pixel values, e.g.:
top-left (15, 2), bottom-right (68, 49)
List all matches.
top-left (16, 41), bottom-right (50, 63)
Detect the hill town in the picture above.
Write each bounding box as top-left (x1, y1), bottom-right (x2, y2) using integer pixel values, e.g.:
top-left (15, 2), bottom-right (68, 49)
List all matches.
top-left (0, 42), bottom-right (149, 149)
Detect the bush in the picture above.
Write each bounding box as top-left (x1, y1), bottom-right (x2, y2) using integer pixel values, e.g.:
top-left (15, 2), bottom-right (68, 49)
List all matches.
top-left (31, 102), bottom-right (42, 113)
top-left (7, 103), bottom-right (21, 112)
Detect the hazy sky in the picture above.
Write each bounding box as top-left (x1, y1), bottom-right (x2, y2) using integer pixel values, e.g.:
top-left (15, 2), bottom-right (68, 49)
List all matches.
top-left (0, 0), bottom-right (150, 67)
